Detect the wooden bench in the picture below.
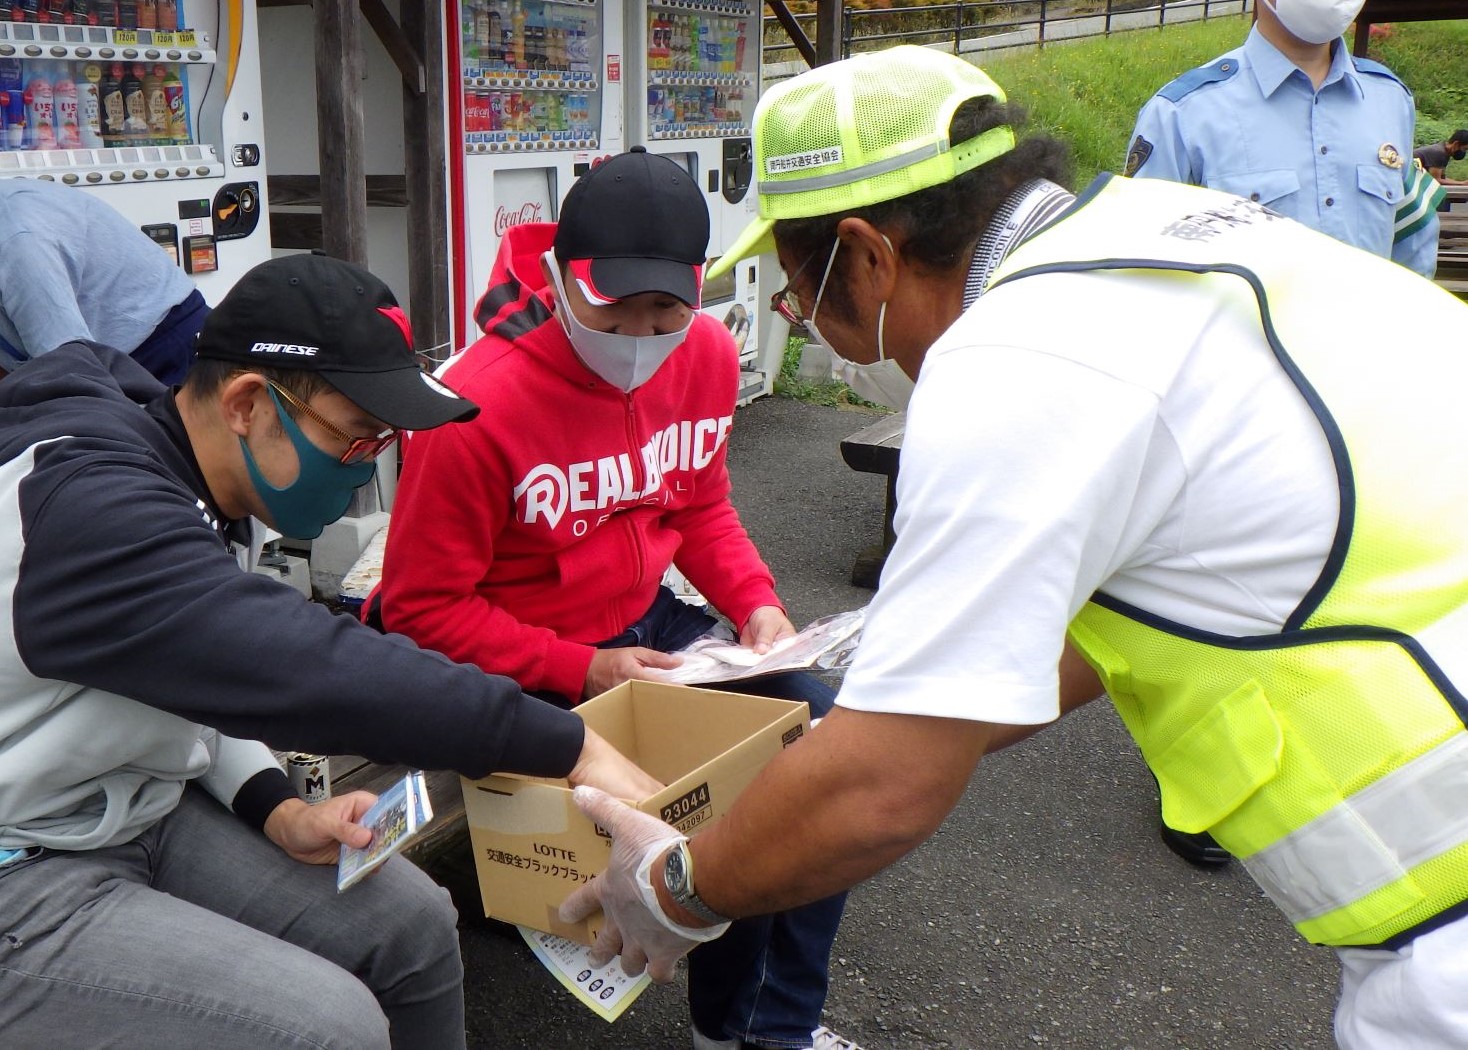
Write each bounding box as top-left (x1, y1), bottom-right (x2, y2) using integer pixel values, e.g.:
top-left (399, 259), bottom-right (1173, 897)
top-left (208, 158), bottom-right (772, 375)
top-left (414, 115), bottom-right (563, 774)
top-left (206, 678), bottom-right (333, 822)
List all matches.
top-left (839, 412), bottom-right (904, 589)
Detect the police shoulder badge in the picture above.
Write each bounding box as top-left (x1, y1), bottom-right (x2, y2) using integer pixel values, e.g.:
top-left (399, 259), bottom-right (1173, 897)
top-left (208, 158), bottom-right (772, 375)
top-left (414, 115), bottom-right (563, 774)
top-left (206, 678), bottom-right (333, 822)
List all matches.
top-left (1378, 143), bottom-right (1403, 169)
top-left (1124, 135), bottom-right (1154, 178)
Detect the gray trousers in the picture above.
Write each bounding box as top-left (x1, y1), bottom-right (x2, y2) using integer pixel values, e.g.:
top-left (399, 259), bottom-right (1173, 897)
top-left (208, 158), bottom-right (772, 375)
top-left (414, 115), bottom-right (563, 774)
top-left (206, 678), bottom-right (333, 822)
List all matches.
top-left (0, 786), bottom-right (466, 1050)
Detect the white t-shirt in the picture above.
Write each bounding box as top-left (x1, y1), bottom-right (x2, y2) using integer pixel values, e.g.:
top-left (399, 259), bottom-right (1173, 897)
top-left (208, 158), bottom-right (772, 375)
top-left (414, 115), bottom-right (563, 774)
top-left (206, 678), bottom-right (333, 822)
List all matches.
top-left (837, 266), bottom-right (1339, 725)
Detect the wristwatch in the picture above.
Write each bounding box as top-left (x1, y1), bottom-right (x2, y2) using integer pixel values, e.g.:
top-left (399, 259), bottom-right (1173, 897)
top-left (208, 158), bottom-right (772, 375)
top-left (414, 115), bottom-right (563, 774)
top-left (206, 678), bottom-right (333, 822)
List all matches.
top-left (662, 840), bottom-right (729, 926)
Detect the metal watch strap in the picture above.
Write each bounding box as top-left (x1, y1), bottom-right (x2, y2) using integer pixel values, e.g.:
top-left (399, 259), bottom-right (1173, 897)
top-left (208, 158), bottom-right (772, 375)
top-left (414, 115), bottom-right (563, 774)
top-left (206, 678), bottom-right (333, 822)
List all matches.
top-left (665, 840), bottom-right (728, 925)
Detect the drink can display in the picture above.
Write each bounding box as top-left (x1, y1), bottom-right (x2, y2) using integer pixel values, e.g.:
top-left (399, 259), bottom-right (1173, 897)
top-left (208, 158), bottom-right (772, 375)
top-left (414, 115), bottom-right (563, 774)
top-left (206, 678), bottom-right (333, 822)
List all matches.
top-left (287, 753), bottom-right (332, 804)
top-left (487, 90), bottom-right (502, 131)
top-left (506, 90), bottom-right (521, 132)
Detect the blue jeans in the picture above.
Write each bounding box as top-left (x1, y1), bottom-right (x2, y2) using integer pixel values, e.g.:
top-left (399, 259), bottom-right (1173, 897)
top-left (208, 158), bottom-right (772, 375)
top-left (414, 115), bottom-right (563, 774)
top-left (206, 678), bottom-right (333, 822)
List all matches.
top-left (0, 786), bottom-right (465, 1049)
top-left (599, 587), bottom-right (848, 1049)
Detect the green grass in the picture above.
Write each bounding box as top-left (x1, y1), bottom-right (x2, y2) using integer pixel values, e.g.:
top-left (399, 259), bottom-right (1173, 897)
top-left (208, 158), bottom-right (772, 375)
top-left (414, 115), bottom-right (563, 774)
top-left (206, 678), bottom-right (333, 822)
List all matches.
top-left (773, 16), bottom-right (1468, 403)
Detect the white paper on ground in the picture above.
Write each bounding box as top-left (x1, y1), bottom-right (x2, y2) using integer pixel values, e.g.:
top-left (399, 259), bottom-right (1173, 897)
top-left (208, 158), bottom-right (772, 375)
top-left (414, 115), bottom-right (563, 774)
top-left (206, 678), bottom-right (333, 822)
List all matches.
top-left (517, 926), bottom-right (652, 1022)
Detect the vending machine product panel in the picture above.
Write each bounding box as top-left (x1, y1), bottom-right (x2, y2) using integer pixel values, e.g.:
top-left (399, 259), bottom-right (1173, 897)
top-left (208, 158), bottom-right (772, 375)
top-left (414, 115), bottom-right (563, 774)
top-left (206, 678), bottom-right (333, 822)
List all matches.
top-left (0, 0), bottom-right (272, 295)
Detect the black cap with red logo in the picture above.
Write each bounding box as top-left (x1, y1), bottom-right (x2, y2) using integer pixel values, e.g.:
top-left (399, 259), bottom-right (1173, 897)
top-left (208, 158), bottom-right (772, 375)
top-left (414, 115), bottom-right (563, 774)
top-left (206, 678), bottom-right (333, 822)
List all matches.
top-left (553, 147), bottom-right (709, 308)
top-left (195, 253), bottom-right (478, 430)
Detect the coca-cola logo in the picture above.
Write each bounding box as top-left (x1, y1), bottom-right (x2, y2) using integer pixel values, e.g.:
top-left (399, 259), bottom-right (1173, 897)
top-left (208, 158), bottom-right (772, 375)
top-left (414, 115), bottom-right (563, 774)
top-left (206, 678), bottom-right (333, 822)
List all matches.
top-left (494, 201), bottom-right (544, 236)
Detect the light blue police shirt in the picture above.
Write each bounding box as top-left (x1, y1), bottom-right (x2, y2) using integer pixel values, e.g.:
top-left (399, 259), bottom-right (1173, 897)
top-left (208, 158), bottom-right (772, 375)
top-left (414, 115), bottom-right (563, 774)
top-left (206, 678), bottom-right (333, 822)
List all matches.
top-left (1126, 26), bottom-right (1438, 278)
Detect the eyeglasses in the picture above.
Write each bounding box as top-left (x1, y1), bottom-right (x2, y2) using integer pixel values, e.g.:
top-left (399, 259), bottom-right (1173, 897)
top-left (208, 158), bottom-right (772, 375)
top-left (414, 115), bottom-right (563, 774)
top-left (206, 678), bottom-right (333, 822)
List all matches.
top-left (768, 244), bottom-right (831, 326)
top-left (267, 381), bottom-right (400, 465)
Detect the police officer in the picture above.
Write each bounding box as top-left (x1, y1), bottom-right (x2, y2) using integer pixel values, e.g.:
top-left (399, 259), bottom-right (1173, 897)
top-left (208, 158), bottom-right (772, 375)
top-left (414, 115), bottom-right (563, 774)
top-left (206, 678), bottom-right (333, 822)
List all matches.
top-left (559, 47), bottom-right (1468, 1049)
top-left (1126, 0), bottom-right (1438, 278)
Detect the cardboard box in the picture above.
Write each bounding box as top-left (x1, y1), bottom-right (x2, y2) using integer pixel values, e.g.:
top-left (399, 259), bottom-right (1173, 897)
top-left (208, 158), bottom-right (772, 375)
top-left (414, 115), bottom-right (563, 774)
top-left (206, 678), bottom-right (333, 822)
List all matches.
top-left (461, 680), bottom-right (810, 943)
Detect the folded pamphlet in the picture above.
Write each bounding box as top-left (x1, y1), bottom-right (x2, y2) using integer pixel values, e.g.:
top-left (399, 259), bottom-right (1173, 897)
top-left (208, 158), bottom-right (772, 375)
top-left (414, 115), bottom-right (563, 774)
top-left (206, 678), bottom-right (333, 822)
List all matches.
top-left (337, 771), bottom-right (433, 892)
top-left (517, 926), bottom-right (651, 1022)
top-left (644, 607), bottom-right (866, 686)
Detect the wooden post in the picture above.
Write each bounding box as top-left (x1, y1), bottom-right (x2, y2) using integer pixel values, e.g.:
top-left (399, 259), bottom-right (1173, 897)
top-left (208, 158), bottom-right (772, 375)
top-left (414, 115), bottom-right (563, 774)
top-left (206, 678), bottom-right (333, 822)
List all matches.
top-left (815, 0), bottom-right (842, 65)
top-left (315, 0), bottom-right (368, 264)
top-left (400, 0), bottom-right (450, 355)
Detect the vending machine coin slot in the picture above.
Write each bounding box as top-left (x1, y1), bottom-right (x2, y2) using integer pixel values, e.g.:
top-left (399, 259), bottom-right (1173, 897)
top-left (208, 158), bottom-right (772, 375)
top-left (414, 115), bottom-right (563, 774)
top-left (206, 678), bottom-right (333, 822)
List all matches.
top-left (721, 136), bottom-right (750, 205)
top-left (231, 142), bottom-right (259, 167)
top-left (211, 179), bottom-right (259, 241)
top-left (141, 221), bottom-right (180, 264)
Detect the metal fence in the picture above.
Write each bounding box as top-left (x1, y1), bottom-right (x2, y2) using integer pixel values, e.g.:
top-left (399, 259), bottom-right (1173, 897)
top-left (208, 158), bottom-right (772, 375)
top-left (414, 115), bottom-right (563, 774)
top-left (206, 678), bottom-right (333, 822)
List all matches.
top-left (763, 0), bottom-right (1253, 73)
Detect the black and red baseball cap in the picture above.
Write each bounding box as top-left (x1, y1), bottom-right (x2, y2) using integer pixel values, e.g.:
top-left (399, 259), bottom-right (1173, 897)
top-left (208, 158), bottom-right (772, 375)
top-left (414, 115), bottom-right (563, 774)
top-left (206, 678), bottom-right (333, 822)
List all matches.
top-left (195, 253), bottom-right (478, 431)
top-left (553, 147), bottom-right (709, 308)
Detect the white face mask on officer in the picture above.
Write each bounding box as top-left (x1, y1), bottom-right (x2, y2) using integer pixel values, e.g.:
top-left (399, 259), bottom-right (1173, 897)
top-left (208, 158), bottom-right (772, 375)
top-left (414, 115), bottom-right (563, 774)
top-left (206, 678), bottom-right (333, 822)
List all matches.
top-left (1261, 0), bottom-right (1365, 45)
top-left (545, 252), bottom-right (693, 392)
top-left (805, 236), bottom-right (915, 411)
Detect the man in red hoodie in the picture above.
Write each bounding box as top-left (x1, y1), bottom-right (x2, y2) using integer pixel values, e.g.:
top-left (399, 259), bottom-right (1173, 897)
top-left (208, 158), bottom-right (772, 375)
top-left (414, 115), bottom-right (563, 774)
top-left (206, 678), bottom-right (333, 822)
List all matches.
top-left (376, 149), bottom-right (854, 1050)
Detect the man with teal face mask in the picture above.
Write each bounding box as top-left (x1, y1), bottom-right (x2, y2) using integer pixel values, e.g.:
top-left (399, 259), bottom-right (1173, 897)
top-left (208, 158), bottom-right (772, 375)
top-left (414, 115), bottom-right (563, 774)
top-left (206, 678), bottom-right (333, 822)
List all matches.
top-left (0, 252), bottom-right (663, 1049)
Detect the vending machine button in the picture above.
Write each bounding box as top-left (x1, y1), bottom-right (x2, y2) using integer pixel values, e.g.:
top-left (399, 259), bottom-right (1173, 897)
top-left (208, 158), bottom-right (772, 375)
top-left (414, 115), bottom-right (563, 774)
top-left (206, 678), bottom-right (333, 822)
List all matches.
top-left (75, 46), bottom-right (90, 56)
top-left (49, 45), bottom-right (66, 56)
top-left (144, 48), bottom-right (159, 59)
top-left (132, 169), bottom-right (148, 180)
top-left (109, 170), bottom-right (125, 181)
top-left (0, 45), bottom-right (13, 56)
top-left (154, 168), bottom-right (169, 179)
top-left (195, 166), bottom-right (210, 176)
top-left (99, 47), bottom-right (115, 58)
top-left (166, 49), bottom-right (180, 60)
top-left (186, 50), bottom-right (202, 61)
top-left (122, 48), bottom-right (137, 59)
top-left (175, 167), bottom-right (189, 177)
top-left (38, 175), bottom-right (55, 182)
top-left (23, 44), bottom-right (42, 56)
top-left (86, 172), bottom-right (103, 183)
top-left (62, 174), bottom-right (79, 184)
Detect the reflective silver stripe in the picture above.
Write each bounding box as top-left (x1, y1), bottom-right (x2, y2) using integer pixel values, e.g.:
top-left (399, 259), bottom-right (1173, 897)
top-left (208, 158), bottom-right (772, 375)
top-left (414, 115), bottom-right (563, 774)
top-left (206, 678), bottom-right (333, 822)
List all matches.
top-left (1241, 732), bottom-right (1468, 924)
top-left (759, 141), bottom-right (947, 196)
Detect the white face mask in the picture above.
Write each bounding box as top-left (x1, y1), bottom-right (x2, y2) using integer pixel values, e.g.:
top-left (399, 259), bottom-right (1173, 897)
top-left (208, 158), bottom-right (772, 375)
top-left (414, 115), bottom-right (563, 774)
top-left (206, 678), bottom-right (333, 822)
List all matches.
top-left (1261, 0), bottom-right (1364, 45)
top-left (546, 252), bottom-right (692, 392)
top-left (804, 238), bottom-right (915, 411)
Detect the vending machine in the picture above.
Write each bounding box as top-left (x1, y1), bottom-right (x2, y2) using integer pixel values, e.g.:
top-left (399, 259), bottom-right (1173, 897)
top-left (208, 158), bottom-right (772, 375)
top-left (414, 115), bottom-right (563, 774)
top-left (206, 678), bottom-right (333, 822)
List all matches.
top-left (447, 0), bottom-right (773, 402)
top-left (0, 0), bottom-right (271, 296)
top-left (621, 0), bottom-right (771, 402)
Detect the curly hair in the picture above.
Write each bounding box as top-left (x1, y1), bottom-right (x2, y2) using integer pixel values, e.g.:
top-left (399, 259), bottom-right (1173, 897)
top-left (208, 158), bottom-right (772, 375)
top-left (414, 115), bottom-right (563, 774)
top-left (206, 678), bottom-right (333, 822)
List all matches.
top-left (772, 97), bottom-right (1072, 318)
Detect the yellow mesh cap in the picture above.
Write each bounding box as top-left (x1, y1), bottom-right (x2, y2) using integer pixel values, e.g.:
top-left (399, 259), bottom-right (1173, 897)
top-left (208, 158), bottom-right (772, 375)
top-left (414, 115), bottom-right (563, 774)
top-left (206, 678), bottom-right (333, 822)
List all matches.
top-left (709, 46), bottom-right (1015, 278)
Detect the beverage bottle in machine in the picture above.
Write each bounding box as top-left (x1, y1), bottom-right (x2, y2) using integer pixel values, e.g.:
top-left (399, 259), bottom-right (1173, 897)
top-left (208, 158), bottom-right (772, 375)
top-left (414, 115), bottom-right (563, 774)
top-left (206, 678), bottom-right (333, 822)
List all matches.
top-left (143, 63), bottom-right (166, 143)
top-left (78, 62), bottom-right (103, 146)
top-left (734, 19), bottom-right (747, 70)
top-left (69, 0), bottom-right (92, 26)
top-left (0, 58), bottom-right (26, 150)
top-left (510, 0), bottom-right (525, 69)
top-left (486, 0), bottom-right (503, 68)
top-left (99, 62), bottom-right (124, 145)
top-left (115, 0), bottom-right (137, 30)
top-left (121, 62), bottom-right (148, 144)
top-left (41, 0), bottom-right (67, 24)
top-left (136, 0), bottom-right (155, 29)
top-left (11, 0), bottom-right (40, 22)
top-left (156, 0), bottom-right (176, 30)
top-left (163, 63), bottom-right (186, 142)
top-left (53, 61), bottom-right (80, 148)
top-left (24, 63), bottom-right (55, 149)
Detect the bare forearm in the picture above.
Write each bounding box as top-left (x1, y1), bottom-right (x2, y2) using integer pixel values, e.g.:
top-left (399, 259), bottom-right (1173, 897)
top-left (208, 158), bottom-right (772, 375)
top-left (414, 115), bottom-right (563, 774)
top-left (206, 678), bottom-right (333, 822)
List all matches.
top-left (689, 707), bottom-right (992, 917)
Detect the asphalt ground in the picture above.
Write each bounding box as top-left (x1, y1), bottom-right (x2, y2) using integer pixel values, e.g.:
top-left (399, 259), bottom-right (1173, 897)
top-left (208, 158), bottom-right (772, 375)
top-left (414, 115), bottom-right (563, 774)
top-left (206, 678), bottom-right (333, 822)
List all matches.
top-left (440, 395), bottom-right (1341, 1050)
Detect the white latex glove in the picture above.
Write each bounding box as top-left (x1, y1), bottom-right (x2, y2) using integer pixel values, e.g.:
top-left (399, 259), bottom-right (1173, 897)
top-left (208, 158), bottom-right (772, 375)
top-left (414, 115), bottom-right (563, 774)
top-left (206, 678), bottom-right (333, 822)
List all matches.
top-left (558, 786), bottom-right (731, 981)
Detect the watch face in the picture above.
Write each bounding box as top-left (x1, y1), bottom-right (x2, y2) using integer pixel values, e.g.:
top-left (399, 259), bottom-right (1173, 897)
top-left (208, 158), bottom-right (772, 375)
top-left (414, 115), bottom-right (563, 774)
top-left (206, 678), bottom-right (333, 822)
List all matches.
top-left (665, 845), bottom-right (689, 892)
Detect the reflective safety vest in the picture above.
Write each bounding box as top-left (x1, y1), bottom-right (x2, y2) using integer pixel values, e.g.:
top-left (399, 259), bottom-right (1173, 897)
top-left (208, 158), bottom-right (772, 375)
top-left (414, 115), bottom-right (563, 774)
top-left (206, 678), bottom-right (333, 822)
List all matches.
top-left (990, 174), bottom-right (1468, 949)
